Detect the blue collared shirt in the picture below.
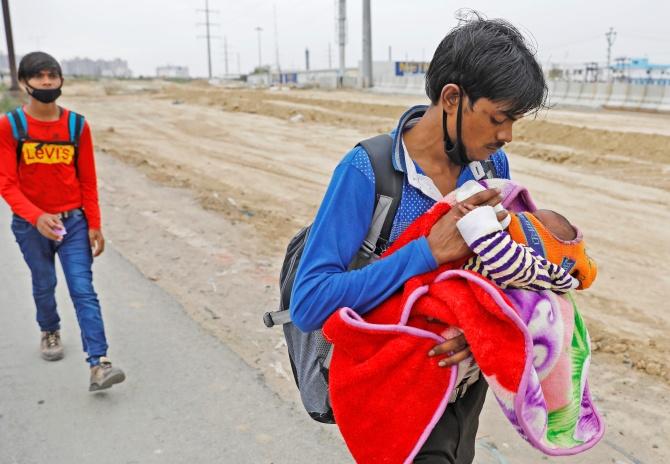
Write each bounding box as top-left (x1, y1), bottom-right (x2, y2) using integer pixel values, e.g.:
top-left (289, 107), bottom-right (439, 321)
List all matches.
top-left (290, 105), bottom-right (510, 332)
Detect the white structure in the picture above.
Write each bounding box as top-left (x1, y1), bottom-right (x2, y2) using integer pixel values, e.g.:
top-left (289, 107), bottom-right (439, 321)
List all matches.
top-left (156, 65), bottom-right (190, 79)
top-left (246, 67), bottom-right (358, 89)
top-left (62, 58), bottom-right (132, 78)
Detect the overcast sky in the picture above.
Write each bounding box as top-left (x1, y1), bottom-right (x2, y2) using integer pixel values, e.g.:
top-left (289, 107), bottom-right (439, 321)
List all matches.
top-left (3, 0), bottom-right (669, 77)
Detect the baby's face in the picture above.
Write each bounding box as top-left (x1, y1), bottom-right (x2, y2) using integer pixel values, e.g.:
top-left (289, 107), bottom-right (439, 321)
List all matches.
top-left (532, 210), bottom-right (576, 242)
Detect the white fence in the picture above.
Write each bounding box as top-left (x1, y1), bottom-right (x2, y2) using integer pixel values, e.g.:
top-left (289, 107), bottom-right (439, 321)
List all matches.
top-left (247, 64), bottom-right (670, 114)
top-left (371, 75), bottom-right (670, 114)
top-left (547, 80), bottom-right (670, 113)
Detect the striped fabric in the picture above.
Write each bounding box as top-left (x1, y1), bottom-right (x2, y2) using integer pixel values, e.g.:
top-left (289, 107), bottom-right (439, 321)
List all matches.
top-left (463, 230), bottom-right (577, 293)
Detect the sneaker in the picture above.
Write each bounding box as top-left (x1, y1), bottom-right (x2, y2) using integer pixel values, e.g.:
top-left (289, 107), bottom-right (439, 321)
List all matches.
top-left (40, 331), bottom-right (64, 361)
top-left (89, 357), bottom-right (126, 392)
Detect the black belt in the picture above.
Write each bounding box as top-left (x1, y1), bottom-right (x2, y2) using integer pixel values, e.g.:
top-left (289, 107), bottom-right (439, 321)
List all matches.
top-left (57, 208), bottom-right (82, 219)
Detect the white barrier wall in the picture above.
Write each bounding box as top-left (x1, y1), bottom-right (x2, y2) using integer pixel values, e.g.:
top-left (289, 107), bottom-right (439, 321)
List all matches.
top-left (373, 75), bottom-right (670, 113)
top-left (548, 80), bottom-right (670, 113)
top-left (657, 86), bottom-right (670, 112)
top-left (248, 64), bottom-right (670, 114)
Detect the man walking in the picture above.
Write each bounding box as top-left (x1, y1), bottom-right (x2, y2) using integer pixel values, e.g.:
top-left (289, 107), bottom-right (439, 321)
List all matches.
top-left (0, 52), bottom-right (125, 391)
top-left (291, 13), bottom-right (547, 463)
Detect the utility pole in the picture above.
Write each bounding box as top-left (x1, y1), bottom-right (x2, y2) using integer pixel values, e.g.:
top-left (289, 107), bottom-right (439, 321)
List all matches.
top-left (361, 0), bottom-right (373, 88)
top-left (223, 36), bottom-right (229, 77)
top-left (605, 27), bottom-right (616, 83)
top-left (255, 26), bottom-right (263, 69)
top-left (328, 43), bottom-right (332, 69)
top-left (273, 4), bottom-right (280, 74)
top-left (337, 0), bottom-right (346, 88)
top-left (305, 48), bottom-right (310, 71)
top-left (388, 45), bottom-right (392, 62)
top-left (197, 0), bottom-right (219, 79)
top-left (237, 52), bottom-right (241, 75)
top-left (1, 0), bottom-right (19, 91)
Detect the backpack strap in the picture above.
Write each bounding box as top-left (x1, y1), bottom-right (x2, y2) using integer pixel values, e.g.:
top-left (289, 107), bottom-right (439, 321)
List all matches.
top-left (7, 107), bottom-right (28, 140)
top-left (68, 110), bottom-right (85, 144)
top-left (68, 111), bottom-right (85, 174)
top-left (469, 159), bottom-right (498, 180)
top-left (7, 107), bottom-right (28, 166)
top-left (358, 134), bottom-right (403, 256)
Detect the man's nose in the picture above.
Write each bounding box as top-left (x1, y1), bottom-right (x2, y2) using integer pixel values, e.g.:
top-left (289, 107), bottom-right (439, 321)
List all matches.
top-left (497, 125), bottom-right (513, 144)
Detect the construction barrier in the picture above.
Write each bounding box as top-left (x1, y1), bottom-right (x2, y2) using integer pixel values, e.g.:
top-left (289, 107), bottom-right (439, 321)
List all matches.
top-left (562, 81), bottom-right (584, 106)
top-left (640, 85), bottom-right (665, 111)
top-left (592, 82), bottom-right (612, 108)
top-left (658, 85), bottom-right (670, 113)
top-left (621, 83), bottom-right (646, 111)
top-left (548, 80), bottom-right (569, 106)
top-left (577, 83), bottom-right (597, 107)
top-left (604, 82), bottom-right (629, 110)
top-left (367, 72), bottom-right (670, 113)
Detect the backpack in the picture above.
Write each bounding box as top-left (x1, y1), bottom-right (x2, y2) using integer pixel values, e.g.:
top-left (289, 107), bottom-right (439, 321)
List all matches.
top-left (263, 133), bottom-right (402, 423)
top-left (263, 134), bottom-right (501, 424)
top-left (6, 107), bottom-right (86, 174)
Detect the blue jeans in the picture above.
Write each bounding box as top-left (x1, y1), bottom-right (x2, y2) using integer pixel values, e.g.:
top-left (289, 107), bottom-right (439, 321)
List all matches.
top-left (11, 211), bottom-right (108, 366)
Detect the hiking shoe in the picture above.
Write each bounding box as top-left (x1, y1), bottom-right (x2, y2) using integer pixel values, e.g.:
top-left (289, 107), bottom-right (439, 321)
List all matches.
top-left (89, 357), bottom-right (126, 392)
top-left (40, 331), bottom-right (64, 361)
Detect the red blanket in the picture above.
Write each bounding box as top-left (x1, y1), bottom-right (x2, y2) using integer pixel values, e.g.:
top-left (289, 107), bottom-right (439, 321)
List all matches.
top-left (322, 200), bottom-right (603, 463)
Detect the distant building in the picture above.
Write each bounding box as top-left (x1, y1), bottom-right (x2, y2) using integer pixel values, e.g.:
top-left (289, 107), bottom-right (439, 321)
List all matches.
top-left (156, 65), bottom-right (190, 79)
top-left (612, 57), bottom-right (670, 85)
top-left (547, 56), bottom-right (670, 86)
top-left (61, 57), bottom-right (132, 78)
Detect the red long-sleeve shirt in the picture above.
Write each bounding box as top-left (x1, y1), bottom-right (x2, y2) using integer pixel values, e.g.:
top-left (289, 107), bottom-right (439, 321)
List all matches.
top-left (0, 107), bottom-right (101, 229)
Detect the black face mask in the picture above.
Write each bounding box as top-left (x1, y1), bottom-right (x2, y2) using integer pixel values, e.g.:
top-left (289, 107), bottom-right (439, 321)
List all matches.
top-left (26, 84), bottom-right (62, 104)
top-left (442, 88), bottom-right (469, 166)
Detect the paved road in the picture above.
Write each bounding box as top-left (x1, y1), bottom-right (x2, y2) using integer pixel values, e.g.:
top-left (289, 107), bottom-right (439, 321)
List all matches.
top-left (0, 202), bottom-right (350, 464)
top-left (0, 198), bottom-right (646, 464)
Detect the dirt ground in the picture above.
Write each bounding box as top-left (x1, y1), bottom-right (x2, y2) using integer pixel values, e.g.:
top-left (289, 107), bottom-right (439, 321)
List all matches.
top-left (61, 79), bottom-right (669, 463)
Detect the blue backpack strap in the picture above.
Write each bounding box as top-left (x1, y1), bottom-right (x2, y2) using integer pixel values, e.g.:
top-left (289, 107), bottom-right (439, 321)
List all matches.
top-left (67, 111), bottom-right (85, 175)
top-left (67, 110), bottom-right (85, 144)
top-left (7, 107), bottom-right (27, 141)
top-left (7, 107), bottom-right (28, 166)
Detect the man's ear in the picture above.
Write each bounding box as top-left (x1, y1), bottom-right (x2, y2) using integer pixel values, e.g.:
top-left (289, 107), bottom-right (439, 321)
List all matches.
top-left (440, 83), bottom-right (461, 115)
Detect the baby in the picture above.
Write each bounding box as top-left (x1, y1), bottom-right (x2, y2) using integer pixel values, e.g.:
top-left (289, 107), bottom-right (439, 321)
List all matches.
top-left (441, 179), bottom-right (597, 396)
top-left (451, 179), bottom-right (597, 293)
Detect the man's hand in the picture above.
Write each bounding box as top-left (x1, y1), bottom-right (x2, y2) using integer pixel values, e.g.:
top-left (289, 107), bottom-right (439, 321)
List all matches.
top-left (427, 188), bottom-right (506, 265)
top-left (89, 229), bottom-right (105, 257)
top-left (36, 213), bottom-right (64, 241)
top-left (428, 333), bottom-right (471, 367)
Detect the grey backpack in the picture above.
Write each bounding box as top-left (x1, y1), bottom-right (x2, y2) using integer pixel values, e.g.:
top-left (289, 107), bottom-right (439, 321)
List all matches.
top-left (263, 134), bottom-right (402, 423)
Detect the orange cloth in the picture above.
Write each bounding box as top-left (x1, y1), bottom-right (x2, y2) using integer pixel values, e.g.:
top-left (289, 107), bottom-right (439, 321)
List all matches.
top-left (508, 212), bottom-right (597, 289)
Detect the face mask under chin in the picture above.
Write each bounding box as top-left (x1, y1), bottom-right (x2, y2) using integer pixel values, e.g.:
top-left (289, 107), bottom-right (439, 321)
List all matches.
top-left (26, 84), bottom-right (62, 104)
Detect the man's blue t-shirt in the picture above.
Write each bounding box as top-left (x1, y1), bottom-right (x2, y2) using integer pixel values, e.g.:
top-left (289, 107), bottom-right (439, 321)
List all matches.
top-left (291, 106), bottom-right (510, 332)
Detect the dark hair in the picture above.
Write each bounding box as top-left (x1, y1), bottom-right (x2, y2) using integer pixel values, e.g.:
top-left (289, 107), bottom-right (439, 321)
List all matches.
top-left (18, 51), bottom-right (62, 81)
top-left (534, 209), bottom-right (577, 241)
top-left (425, 11), bottom-right (547, 116)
